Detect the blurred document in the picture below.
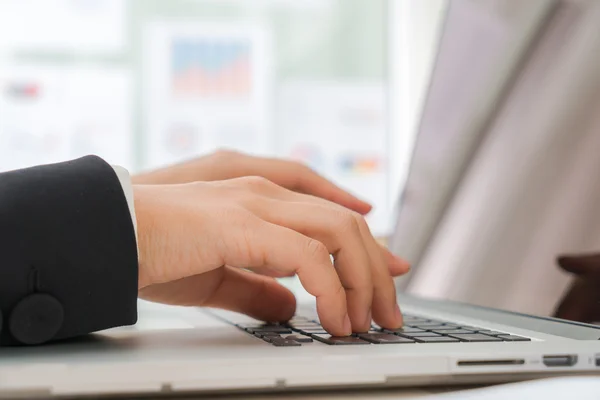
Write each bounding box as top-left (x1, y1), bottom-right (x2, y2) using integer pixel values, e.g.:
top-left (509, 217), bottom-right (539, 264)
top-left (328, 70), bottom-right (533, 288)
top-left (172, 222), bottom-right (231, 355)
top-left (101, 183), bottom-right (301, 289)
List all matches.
top-left (278, 81), bottom-right (389, 235)
top-left (0, 65), bottom-right (133, 171)
top-left (0, 0), bottom-right (126, 52)
top-left (143, 21), bottom-right (272, 169)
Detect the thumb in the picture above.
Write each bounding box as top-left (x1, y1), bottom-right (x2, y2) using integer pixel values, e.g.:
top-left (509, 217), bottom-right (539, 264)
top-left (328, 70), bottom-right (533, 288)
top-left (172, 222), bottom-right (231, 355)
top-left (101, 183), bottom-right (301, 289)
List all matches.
top-left (206, 267), bottom-right (297, 323)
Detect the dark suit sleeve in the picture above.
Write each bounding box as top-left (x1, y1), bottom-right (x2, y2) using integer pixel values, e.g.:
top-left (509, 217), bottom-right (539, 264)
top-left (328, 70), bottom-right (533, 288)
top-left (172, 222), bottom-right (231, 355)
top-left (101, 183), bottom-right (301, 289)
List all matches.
top-left (0, 156), bottom-right (139, 346)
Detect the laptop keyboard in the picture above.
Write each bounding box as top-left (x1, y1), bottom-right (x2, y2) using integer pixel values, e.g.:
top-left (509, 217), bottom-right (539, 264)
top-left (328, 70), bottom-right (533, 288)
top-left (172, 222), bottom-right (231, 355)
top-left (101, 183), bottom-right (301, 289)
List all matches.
top-left (230, 314), bottom-right (531, 347)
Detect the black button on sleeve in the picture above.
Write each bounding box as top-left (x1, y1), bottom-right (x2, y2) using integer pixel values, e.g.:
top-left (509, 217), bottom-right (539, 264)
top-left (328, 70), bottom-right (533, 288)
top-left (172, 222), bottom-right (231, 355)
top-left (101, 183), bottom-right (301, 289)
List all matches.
top-left (0, 156), bottom-right (138, 346)
top-left (9, 294), bottom-right (64, 345)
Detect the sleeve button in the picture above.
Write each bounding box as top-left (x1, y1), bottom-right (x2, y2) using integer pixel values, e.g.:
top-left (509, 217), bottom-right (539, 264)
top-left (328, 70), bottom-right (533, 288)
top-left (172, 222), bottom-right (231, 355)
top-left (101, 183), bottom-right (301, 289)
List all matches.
top-left (9, 294), bottom-right (64, 345)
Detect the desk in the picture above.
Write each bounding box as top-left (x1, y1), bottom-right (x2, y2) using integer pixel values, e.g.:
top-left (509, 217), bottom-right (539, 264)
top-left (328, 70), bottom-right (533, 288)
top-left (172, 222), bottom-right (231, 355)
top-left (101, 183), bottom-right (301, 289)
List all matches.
top-left (161, 377), bottom-right (600, 400)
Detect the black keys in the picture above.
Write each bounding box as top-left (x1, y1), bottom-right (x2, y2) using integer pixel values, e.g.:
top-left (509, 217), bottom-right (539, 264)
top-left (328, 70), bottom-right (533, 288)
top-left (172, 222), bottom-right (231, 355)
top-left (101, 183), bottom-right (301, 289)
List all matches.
top-left (296, 329), bottom-right (328, 334)
top-left (260, 335), bottom-right (282, 343)
top-left (414, 336), bottom-right (460, 343)
top-left (411, 324), bottom-right (454, 330)
top-left (271, 339), bottom-right (302, 347)
top-left (397, 332), bottom-right (443, 338)
top-left (496, 335), bottom-right (531, 342)
top-left (254, 331), bottom-right (282, 339)
top-left (358, 333), bottom-right (415, 344)
top-left (383, 327), bottom-right (426, 334)
top-left (425, 324), bottom-right (461, 330)
top-left (431, 329), bottom-right (475, 335)
top-left (244, 325), bottom-right (292, 334)
top-left (478, 330), bottom-right (508, 336)
top-left (312, 335), bottom-right (370, 345)
top-left (448, 333), bottom-right (502, 342)
top-left (285, 335), bottom-right (313, 343)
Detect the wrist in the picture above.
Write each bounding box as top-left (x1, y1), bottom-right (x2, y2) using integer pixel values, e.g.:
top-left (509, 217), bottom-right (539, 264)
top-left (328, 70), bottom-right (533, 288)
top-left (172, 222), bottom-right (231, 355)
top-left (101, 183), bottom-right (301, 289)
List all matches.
top-left (133, 185), bottom-right (154, 289)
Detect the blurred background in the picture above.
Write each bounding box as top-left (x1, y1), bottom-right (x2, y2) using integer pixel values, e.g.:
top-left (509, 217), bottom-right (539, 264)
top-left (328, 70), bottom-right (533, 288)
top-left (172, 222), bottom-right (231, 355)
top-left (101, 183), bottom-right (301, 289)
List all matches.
top-left (0, 0), bottom-right (446, 237)
top-left (2, 0), bottom-right (599, 322)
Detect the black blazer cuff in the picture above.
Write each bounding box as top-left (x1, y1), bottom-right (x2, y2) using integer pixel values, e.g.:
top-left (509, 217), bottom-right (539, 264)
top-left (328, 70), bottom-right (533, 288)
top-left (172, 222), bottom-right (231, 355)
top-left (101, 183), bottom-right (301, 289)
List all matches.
top-left (0, 156), bottom-right (139, 346)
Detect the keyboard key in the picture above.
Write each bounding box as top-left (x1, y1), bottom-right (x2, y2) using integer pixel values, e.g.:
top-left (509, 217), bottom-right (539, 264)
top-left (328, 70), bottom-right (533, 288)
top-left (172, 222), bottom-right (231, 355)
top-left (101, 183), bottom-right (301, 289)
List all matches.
top-left (448, 334), bottom-right (502, 342)
top-left (312, 335), bottom-right (371, 345)
top-left (285, 335), bottom-right (313, 343)
top-left (415, 336), bottom-right (460, 343)
top-left (478, 330), bottom-right (507, 336)
top-left (245, 326), bottom-right (292, 334)
top-left (254, 331), bottom-right (282, 338)
top-left (496, 335), bottom-right (531, 342)
top-left (261, 335), bottom-right (282, 343)
top-left (460, 326), bottom-right (485, 331)
top-left (397, 332), bottom-right (443, 338)
top-left (358, 333), bottom-right (415, 344)
top-left (411, 324), bottom-right (454, 330)
top-left (271, 339), bottom-right (302, 347)
top-left (426, 324), bottom-right (462, 330)
top-left (297, 329), bottom-right (328, 334)
top-left (431, 329), bottom-right (476, 335)
top-left (290, 325), bottom-right (322, 330)
top-left (383, 327), bottom-right (426, 334)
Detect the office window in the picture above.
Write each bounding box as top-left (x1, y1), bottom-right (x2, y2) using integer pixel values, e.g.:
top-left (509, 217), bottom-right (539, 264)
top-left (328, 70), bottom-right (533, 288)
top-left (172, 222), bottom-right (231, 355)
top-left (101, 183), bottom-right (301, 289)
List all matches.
top-left (0, 0), bottom-right (443, 236)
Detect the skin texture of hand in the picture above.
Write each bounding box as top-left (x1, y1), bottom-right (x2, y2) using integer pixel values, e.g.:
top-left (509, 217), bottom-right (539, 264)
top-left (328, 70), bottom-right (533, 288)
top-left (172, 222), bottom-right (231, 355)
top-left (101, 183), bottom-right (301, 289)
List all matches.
top-left (554, 253), bottom-right (600, 323)
top-left (133, 150), bottom-right (410, 278)
top-left (133, 150), bottom-right (373, 214)
top-left (134, 177), bottom-right (406, 336)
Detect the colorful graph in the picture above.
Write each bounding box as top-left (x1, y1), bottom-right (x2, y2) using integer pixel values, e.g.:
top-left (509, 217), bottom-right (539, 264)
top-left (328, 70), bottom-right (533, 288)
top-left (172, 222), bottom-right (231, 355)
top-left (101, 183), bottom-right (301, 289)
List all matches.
top-left (338, 154), bottom-right (383, 175)
top-left (171, 38), bottom-right (252, 97)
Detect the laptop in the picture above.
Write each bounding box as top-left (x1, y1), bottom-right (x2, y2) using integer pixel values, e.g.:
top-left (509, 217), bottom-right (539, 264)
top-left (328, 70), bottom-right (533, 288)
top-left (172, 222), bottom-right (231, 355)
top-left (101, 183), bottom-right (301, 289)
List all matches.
top-left (1, 0), bottom-right (600, 398)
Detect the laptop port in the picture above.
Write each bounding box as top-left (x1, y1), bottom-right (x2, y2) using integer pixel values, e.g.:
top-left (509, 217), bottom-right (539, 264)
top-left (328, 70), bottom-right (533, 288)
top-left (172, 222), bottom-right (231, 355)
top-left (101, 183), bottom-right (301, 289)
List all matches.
top-left (542, 355), bottom-right (578, 367)
top-left (596, 355), bottom-right (600, 367)
top-left (458, 359), bottom-right (525, 367)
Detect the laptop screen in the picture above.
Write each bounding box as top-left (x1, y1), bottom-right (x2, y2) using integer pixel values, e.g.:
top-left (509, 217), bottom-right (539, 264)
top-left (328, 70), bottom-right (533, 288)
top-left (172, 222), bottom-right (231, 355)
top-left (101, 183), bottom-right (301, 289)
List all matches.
top-left (390, 0), bottom-right (600, 323)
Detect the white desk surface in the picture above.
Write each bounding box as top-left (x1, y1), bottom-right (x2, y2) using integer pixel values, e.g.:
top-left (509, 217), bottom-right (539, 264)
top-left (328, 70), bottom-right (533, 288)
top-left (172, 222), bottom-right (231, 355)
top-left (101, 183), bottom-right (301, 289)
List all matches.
top-left (171, 377), bottom-right (600, 399)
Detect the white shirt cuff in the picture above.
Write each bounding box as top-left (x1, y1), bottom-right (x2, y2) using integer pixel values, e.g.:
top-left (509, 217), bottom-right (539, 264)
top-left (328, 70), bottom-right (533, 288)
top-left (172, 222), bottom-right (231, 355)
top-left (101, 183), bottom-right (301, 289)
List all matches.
top-left (111, 165), bottom-right (138, 246)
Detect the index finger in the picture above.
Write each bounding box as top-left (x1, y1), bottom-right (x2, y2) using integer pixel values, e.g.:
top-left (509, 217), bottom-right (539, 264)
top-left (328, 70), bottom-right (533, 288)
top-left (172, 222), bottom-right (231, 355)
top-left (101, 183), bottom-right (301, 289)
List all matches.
top-left (227, 219), bottom-right (351, 336)
top-left (238, 155), bottom-right (373, 214)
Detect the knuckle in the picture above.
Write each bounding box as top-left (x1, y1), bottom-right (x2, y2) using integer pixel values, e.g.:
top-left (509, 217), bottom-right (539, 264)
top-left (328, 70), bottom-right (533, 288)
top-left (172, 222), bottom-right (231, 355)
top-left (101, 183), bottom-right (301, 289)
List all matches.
top-left (304, 239), bottom-right (330, 262)
top-left (353, 211), bottom-right (370, 231)
top-left (336, 210), bottom-right (361, 233)
top-left (242, 175), bottom-right (272, 189)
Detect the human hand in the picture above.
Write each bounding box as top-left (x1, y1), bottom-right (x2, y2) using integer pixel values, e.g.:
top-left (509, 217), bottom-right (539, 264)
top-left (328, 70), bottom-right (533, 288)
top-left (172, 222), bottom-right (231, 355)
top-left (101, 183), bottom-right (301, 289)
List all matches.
top-left (134, 177), bottom-right (406, 336)
top-left (133, 150), bottom-right (409, 278)
top-left (554, 253), bottom-right (600, 323)
top-left (133, 150), bottom-right (373, 214)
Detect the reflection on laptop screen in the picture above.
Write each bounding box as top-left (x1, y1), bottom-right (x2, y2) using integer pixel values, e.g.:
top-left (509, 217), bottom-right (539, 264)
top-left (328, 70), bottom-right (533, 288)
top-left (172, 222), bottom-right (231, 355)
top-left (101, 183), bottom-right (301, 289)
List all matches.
top-left (391, 0), bottom-right (600, 321)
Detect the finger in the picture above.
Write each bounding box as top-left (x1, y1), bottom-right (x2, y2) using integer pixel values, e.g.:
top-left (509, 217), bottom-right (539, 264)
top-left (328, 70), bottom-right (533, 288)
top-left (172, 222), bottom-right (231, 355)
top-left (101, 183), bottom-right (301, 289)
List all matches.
top-left (237, 178), bottom-right (403, 279)
top-left (234, 156), bottom-right (372, 214)
top-left (558, 254), bottom-right (600, 276)
top-left (207, 267), bottom-right (297, 322)
top-left (247, 199), bottom-right (374, 332)
top-left (554, 278), bottom-right (600, 323)
top-left (241, 180), bottom-right (402, 329)
top-left (251, 267), bottom-right (296, 278)
top-left (381, 245), bottom-right (411, 276)
top-left (224, 218), bottom-right (351, 336)
top-left (353, 218), bottom-right (403, 330)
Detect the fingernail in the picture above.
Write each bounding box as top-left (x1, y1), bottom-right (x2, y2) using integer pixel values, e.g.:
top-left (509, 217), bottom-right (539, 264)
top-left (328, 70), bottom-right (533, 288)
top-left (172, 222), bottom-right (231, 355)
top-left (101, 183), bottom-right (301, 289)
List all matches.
top-left (343, 314), bottom-right (352, 335)
top-left (395, 256), bottom-right (411, 270)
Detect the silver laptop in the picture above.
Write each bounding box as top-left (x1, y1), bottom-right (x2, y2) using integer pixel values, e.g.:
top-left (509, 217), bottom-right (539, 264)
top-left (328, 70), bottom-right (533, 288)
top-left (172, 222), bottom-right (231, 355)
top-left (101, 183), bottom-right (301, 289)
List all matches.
top-left (2, 0), bottom-right (600, 398)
